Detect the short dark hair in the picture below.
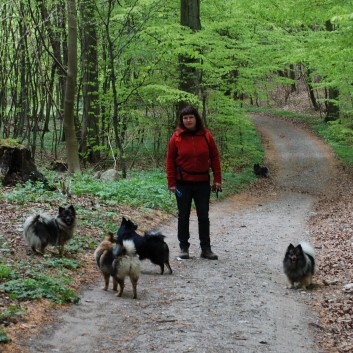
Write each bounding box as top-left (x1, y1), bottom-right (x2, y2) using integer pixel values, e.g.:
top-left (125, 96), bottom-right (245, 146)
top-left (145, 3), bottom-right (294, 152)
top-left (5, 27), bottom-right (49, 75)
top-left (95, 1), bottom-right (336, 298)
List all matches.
top-left (177, 105), bottom-right (205, 130)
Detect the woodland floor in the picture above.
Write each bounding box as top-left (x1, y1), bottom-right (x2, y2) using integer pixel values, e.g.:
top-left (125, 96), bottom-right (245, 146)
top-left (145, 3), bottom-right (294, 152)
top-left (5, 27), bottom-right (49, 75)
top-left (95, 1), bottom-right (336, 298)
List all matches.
top-left (1, 112), bottom-right (353, 352)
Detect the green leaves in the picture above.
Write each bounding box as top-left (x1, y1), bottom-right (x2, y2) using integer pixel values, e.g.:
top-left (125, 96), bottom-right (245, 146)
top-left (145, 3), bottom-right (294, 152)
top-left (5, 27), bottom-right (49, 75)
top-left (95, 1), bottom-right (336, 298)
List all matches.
top-left (73, 170), bottom-right (176, 213)
top-left (0, 265), bottom-right (79, 304)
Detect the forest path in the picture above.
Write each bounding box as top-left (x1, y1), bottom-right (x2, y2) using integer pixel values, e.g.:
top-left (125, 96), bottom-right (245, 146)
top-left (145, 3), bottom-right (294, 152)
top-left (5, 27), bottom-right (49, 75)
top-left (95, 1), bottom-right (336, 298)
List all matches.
top-left (20, 114), bottom-right (336, 353)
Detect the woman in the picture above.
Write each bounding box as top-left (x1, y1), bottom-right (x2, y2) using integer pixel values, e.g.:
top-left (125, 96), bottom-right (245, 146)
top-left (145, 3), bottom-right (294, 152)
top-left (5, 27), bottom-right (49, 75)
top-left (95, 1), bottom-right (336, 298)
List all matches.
top-left (166, 105), bottom-right (222, 260)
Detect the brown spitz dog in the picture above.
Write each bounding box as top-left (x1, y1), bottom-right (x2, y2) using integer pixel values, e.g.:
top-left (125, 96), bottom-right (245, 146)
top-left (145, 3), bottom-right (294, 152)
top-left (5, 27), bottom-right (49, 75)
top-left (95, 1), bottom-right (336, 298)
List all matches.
top-left (283, 241), bottom-right (316, 290)
top-left (94, 232), bottom-right (141, 299)
top-left (23, 205), bottom-right (76, 256)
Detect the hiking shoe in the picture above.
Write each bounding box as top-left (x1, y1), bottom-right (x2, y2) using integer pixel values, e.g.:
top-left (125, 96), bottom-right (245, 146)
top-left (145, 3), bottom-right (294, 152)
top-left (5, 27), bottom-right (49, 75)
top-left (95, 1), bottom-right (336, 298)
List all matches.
top-left (200, 249), bottom-right (218, 260)
top-left (179, 248), bottom-right (189, 259)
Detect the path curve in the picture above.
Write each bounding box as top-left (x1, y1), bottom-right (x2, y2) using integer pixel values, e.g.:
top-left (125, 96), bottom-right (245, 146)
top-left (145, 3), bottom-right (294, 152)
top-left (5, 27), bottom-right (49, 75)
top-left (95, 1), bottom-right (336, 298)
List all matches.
top-left (20, 114), bottom-right (336, 353)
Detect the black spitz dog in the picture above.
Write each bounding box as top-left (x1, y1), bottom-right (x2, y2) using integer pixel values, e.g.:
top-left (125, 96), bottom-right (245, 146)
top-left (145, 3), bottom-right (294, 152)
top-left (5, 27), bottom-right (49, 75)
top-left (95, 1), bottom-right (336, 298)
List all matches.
top-left (23, 205), bottom-right (76, 256)
top-left (253, 163), bottom-right (269, 177)
top-left (283, 242), bottom-right (316, 290)
top-left (94, 232), bottom-right (140, 299)
top-left (117, 217), bottom-right (172, 275)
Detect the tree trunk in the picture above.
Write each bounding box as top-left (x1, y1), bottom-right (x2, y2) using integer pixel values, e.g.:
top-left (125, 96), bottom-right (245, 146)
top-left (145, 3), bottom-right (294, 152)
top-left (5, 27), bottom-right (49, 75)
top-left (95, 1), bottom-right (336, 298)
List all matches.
top-left (325, 87), bottom-right (340, 122)
top-left (63, 0), bottom-right (81, 173)
top-left (105, 0), bottom-right (127, 178)
top-left (179, 0), bottom-right (201, 106)
top-left (324, 20), bottom-right (339, 122)
top-left (304, 68), bottom-right (320, 111)
top-left (79, 0), bottom-right (100, 163)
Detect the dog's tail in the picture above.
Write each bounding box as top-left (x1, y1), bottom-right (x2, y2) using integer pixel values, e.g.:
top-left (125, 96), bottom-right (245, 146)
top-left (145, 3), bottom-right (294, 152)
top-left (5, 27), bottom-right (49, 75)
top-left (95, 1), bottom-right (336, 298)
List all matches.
top-left (24, 214), bottom-right (40, 229)
top-left (300, 241), bottom-right (315, 258)
top-left (300, 241), bottom-right (316, 273)
top-left (122, 239), bottom-right (137, 256)
top-left (23, 214), bottom-right (48, 250)
top-left (24, 213), bottom-right (51, 229)
top-left (144, 230), bottom-right (165, 240)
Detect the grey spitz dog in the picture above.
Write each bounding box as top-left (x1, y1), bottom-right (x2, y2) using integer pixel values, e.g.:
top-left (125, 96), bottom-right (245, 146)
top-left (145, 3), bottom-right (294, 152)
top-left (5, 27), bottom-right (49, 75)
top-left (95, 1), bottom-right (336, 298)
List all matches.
top-left (94, 232), bottom-right (141, 299)
top-left (23, 205), bottom-right (76, 256)
top-left (283, 241), bottom-right (316, 289)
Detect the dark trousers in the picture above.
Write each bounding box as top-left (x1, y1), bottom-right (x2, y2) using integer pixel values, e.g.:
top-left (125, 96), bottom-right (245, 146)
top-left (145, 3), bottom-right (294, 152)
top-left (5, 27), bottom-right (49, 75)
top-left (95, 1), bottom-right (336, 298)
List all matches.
top-left (175, 182), bottom-right (211, 251)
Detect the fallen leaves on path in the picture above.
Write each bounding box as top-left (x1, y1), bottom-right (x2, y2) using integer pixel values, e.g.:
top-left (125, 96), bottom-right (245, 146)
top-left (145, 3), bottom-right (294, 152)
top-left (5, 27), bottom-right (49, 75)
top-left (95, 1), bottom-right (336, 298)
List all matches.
top-left (309, 164), bottom-right (353, 353)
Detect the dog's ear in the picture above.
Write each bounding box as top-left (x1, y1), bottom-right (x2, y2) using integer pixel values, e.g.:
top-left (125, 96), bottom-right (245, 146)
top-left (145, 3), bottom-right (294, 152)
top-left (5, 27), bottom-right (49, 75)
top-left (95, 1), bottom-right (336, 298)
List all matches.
top-left (126, 219), bottom-right (138, 230)
top-left (107, 232), bottom-right (115, 242)
top-left (59, 206), bottom-right (64, 213)
top-left (287, 243), bottom-right (295, 251)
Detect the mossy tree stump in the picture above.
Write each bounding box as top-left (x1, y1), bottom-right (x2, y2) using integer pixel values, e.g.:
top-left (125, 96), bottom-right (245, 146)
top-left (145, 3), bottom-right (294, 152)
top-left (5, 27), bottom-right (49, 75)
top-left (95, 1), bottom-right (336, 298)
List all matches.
top-left (0, 140), bottom-right (47, 186)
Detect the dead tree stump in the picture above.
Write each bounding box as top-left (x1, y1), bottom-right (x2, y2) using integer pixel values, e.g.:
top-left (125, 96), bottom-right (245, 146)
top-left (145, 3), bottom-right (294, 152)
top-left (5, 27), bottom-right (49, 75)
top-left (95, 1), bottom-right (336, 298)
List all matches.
top-left (0, 143), bottom-right (47, 186)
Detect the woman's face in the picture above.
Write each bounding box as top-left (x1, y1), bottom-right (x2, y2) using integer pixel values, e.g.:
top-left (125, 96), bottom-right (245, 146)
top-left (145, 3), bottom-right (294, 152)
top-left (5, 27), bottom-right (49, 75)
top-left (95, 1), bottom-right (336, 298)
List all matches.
top-left (182, 114), bottom-right (197, 130)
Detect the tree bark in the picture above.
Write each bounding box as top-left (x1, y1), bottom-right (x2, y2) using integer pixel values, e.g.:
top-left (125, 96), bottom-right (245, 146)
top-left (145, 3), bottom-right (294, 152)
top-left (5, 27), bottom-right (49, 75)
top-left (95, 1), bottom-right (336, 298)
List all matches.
top-left (179, 0), bottom-right (201, 105)
top-left (324, 20), bottom-right (339, 122)
top-left (63, 0), bottom-right (81, 173)
top-left (79, 0), bottom-right (100, 163)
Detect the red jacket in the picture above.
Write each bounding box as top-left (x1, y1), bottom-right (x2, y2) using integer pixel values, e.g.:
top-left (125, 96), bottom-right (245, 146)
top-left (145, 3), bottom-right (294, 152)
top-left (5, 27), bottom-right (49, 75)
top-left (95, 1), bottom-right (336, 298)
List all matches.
top-left (166, 128), bottom-right (222, 188)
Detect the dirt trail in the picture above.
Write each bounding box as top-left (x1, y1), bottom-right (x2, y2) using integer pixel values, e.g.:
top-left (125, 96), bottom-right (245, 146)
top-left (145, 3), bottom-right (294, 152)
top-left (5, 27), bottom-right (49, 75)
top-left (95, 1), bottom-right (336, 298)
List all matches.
top-left (19, 114), bottom-right (336, 353)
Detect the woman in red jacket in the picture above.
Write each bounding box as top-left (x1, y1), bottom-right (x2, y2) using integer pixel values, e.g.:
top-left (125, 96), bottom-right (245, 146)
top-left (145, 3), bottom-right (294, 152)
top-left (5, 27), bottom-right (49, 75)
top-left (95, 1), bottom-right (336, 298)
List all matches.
top-left (166, 105), bottom-right (222, 260)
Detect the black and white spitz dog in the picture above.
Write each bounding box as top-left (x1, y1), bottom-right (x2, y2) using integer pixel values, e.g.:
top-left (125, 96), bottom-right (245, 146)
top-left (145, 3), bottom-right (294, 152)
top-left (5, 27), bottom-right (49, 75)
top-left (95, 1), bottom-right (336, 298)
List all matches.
top-left (283, 242), bottom-right (316, 290)
top-left (117, 217), bottom-right (172, 275)
top-left (23, 205), bottom-right (76, 256)
top-left (94, 232), bottom-right (140, 299)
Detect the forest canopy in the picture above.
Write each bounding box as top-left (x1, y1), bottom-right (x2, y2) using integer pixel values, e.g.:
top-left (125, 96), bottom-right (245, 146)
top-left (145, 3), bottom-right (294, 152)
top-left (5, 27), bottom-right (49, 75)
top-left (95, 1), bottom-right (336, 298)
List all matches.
top-left (1, 0), bottom-right (353, 175)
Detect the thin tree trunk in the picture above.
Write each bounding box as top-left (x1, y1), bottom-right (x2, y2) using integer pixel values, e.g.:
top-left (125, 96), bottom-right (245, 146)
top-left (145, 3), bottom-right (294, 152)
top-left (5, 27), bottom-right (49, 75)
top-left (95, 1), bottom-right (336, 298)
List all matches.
top-left (79, 0), bottom-right (100, 163)
top-left (324, 20), bottom-right (339, 122)
top-left (63, 0), bottom-right (81, 173)
top-left (179, 0), bottom-right (201, 107)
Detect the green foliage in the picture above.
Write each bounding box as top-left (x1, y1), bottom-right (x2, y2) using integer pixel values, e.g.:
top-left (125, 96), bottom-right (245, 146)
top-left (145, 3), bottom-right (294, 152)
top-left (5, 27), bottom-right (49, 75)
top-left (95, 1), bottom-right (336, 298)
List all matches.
top-left (0, 326), bottom-right (11, 343)
top-left (0, 305), bottom-right (24, 327)
top-left (0, 259), bottom-right (80, 305)
top-left (0, 139), bottom-right (23, 148)
top-left (314, 119), bottom-right (353, 164)
top-left (0, 272), bottom-right (79, 304)
top-left (73, 170), bottom-right (176, 213)
top-left (0, 264), bottom-right (15, 279)
top-left (42, 258), bottom-right (79, 270)
top-left (3, 180), bottom-right (65, 204)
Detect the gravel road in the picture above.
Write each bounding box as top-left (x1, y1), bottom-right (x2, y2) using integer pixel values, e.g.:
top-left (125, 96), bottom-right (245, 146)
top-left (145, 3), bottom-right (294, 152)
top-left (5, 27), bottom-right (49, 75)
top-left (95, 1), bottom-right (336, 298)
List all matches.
top-left (20, 114), bottom-right (335, 353)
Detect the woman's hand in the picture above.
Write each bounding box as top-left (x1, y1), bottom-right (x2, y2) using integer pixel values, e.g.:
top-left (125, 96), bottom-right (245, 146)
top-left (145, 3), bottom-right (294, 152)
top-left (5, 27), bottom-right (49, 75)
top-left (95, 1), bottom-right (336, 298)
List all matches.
top-left (169, 186), bottom-right (176, 193)
top-left (212, 183), bottom-right (222, 192)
